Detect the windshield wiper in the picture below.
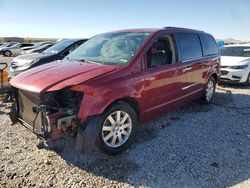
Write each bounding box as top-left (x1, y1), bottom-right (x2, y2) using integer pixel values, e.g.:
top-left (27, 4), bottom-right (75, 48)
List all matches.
top-left (77, 59), bottom-right (102, 64)
top-left (78, 59), bottom-right (86, 62)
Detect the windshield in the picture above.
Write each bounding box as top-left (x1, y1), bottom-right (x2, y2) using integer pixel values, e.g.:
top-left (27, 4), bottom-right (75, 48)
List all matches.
top-left (4, 43), bottom-right (16, 47)
top-left (43, 40), bottom-right (74, 55)
top-left (220, 46), bottom-right (250, 57)
top-left (66, 32), bottom-right (152, 65)
top-left (32, 42), bottom-right (45, 47)
top-left (0, 43), bottom-right (8, 47)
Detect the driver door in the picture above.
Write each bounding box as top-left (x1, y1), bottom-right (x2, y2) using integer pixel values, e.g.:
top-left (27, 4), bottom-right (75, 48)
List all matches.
top-left (142, 34), bottom-right (184, 120)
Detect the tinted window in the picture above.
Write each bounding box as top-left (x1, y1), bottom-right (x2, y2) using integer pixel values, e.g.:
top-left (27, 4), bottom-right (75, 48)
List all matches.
top-left (176, 33), bottom-right (202, 61)
top-left (43, 40), bottom-right (75, 55)
top-left (200, 34), bottom-right (218, 56)
top-left (220, 46), bottom-right (250, 57)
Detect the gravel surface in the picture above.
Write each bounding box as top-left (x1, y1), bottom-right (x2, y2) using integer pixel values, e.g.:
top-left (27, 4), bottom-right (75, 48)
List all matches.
top-left (0, 56), bottom-right (250, 188)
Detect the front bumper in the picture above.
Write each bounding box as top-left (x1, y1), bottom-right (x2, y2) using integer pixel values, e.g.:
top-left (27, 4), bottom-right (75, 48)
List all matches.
top-left (220, 68), bottom-right (249, 83)
top-left (10, 89), bottom-right (78, 140)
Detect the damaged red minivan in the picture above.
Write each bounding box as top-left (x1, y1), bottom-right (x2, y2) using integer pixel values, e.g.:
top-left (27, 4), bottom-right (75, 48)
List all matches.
top-left (9, 27), bottom-right (220, 154)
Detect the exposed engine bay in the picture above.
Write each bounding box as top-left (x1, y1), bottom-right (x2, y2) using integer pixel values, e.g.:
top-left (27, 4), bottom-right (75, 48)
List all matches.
top-left (10, 88), bottom-right (83, 140)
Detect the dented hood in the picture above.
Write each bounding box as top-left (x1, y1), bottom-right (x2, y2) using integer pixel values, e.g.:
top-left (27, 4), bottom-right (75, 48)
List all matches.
top-left (10, 60), bottom-right (117, 93)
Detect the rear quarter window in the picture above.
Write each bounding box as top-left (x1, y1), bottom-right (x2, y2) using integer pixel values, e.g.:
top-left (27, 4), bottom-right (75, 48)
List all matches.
top-left (175, 33), bottom-right (202, 61)
top-left (200, 34), bottom-right (218, 56)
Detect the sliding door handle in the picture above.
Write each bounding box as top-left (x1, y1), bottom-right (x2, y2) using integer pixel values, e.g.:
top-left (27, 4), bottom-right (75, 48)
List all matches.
top-left (183, 67), bottom-right (192, 72)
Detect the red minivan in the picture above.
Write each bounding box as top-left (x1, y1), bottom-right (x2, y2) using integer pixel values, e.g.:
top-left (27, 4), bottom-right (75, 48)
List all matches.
top-left (9, 27), bottom-right (220, 154)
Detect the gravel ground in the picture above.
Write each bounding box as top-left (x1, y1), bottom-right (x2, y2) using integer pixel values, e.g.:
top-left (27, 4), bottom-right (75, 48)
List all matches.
top-left (0, 56), bottom-right (250, 188)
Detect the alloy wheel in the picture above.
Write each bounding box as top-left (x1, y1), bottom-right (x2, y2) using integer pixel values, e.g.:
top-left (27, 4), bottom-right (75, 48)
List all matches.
top-left (206, 79), bottom-right (215, 102)
top-left (102, 110), bottom-right (132, 148)
top-left (4, 51), bottom-right (11, 57)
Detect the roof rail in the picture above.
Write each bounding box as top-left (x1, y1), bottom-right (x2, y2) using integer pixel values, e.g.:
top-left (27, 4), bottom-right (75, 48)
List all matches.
top-left (164, 26), bottom-right (204, 32)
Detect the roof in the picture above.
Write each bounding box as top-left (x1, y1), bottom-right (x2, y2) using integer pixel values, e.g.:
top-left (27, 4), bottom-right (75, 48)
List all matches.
top-left (112, 27), bottom-right (205, 34)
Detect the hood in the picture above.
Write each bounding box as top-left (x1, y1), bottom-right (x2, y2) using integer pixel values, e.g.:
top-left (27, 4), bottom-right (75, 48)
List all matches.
top-left (27, 48), bottom-right (42, 53)
top-left (14, 52), bottom-right (51, 61)
top-left (21, 46), bottom-right (35, 50)
top-left (221, 56), bottom-right (250, 66)
top-left (0, 46), bottom-right (15, 50)
top-left (10, 60), bottom-right (118, 93)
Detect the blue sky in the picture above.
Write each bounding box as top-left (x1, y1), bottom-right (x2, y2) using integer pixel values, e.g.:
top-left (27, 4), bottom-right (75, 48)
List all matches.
top-left (0, 0), bottom-right (249, 40)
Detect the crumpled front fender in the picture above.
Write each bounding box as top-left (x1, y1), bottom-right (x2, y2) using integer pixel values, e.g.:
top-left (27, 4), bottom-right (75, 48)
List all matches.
top-left (71, 84), bottom-right (142, 122)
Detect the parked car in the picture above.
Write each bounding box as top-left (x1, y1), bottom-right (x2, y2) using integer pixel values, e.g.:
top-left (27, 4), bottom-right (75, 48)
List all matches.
top-left (23, 43), bottom-right (54, 54)
top-left (9, 28), bottom-right (220, 154)
top-left (0, 43), bottom-right (33, 57)
top-left (220, 44), bottom-right (250, 85)
top-left (10, 39), bottom-right (87, 78)
top-left (20, 42), bottom-right (51, 54)
top-left (0, 42), bottom-right (18, 51)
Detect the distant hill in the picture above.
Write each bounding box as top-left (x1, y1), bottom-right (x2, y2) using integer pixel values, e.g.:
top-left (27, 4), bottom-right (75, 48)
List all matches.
top-left (216, 38), bottom-right (250, 44)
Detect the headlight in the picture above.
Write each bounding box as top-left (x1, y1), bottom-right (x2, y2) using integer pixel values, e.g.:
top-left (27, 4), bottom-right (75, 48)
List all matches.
top-left (229, 65), bottom-right (248, 69)
top-left (17, 59), bottom-right (38, 66)
top-left (11, 59), bottom-right (38, 70)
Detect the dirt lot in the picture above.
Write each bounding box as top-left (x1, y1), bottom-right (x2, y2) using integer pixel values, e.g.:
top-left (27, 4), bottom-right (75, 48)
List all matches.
top-left (0, 56), bottom-right (250, 188)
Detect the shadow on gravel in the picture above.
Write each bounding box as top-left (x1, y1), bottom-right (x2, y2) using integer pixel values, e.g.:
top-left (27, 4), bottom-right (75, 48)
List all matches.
top-left (38, 137), bottom-right (139, 184)
top-left (37, 90), bottom-right (250, 187)
top-left (219, 82), bottom-right (250, 90)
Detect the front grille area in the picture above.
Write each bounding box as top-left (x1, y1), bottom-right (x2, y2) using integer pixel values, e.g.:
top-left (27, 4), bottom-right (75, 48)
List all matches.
top-left (220, 70), bottom-right (229, 76)
top-left (18, 90), bottom-right (43, 134)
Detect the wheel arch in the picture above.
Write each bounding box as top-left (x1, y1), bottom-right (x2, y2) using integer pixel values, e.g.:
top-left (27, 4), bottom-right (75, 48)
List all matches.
top-left (211, 73), bottom-right (218, 83)
top-left (106, 96), bottom-right (140, 118)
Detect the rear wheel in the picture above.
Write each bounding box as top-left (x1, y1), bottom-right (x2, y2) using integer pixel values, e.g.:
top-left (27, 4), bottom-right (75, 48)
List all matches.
top-left (96, 102), bottom-right (137, 155)
top-left (202, 77), bottom-right (216, 103)
top-left (3, 50), bottom-right (12, 57)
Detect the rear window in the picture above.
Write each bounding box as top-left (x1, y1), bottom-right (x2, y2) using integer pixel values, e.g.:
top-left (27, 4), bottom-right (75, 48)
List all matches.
top-left (176, 33), bottom-right (202, 61)
top-left (220, 46), bottom-right (250, 57)
top-left (200, 34), bottom-right (218, 56)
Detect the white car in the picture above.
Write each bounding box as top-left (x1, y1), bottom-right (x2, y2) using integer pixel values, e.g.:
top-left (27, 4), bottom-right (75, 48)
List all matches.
top-left (220, 44), bottom-right (250, 85)
top-left (0, 43), bottom-right (33, 57)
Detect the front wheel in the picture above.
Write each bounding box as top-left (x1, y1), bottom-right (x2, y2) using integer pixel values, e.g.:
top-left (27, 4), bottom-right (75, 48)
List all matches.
top-left (96, 102), bottom-right (137, 155)
top-left (202, 77), bottom-right (216, 103)
top-left (246, 73), bottom-right (250, 86)
top-left (3, 50), bottom-right (12, 57)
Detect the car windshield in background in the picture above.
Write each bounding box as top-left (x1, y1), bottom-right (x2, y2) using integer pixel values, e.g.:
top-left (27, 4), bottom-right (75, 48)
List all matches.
top-left (43, 40), bottom-right (74, 55)
top-left (220, 46), bottom-right (250, 57)
top-left (32, 42), bottom-right (45, 47)
top-left (66, 32), bottom-right (152, 65)
top-left (37, 43), bottom-right (51, 49)
top-left (5, 43), bottom-right (16, 47)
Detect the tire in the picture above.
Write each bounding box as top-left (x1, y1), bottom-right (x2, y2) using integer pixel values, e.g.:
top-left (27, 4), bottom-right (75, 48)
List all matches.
top-left (3, 50), bottom-right (12, 57)
top-left (246, 73), bottom-right (250, 86)
top-left (96, 102), bottom-right (138, 155)
top-left (202, 76), bottom-right (216, 103)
